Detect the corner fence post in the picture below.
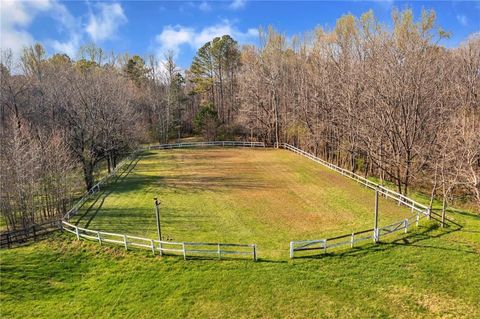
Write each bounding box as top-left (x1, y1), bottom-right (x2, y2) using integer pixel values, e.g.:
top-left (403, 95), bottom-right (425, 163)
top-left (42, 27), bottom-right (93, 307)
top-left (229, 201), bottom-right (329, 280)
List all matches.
top-left (289, 242), bottom-right (294, 259)
top-left (159, 241), bottom-right (163, 256)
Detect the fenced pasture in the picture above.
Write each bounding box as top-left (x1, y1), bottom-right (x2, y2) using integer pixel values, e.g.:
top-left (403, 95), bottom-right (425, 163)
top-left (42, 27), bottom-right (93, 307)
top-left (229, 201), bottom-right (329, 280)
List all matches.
top-left (66, 141), bottom-right (418, 259)
top-left (279, 143), bottom-right (431, 258)
top-left (3, 142), bottom-right (479, 319)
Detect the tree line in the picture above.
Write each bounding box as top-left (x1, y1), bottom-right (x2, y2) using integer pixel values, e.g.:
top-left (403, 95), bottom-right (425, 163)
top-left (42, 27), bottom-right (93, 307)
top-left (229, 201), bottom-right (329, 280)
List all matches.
top-left (0, 44), bottom-right (186, 230)
top-left (1, 9), bottom-right (478, 231)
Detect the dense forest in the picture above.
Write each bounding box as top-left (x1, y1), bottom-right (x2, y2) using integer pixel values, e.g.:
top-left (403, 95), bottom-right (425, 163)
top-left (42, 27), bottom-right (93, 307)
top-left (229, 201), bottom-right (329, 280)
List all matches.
top-left (1, 9), bottom-right (479, 231)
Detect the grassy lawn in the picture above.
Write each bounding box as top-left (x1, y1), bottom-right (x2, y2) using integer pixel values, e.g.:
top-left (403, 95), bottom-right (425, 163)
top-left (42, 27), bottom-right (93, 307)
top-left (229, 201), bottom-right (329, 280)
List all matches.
top-left (1, 213), bottom-right (479, 318)
top-left (70, 147), bottom-right (413, 259)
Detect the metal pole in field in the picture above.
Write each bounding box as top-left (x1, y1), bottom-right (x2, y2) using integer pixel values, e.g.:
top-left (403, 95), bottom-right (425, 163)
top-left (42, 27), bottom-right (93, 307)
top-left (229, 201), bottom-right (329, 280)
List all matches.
top-left (374, 187), bottom-right (379, 243)
top-left (154, 197), bottom-right (162, 242)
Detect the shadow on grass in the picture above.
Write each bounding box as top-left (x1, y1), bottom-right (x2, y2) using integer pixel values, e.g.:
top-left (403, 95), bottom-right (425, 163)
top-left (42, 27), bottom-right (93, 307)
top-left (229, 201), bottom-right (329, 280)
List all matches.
top-left (74, 156), bottom-right (141, 227)
top-left (293, 220), bottom-right (470, 261)
top-left (72, 206), bottom-right (222, 244)
top-left (73, 157), bottom-right (275, 229)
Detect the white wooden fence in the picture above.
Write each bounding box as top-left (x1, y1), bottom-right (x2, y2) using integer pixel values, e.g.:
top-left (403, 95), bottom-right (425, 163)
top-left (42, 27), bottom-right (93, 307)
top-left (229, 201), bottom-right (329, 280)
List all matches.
top-left (148, 141), bottom-right (266, 150)
top-left (281, 143), bottom-right (432, 258)
top-left (64, 151), bottom-right (140, 220)
top-left (62, 221), bottom-right (257, 261)
top-left (289, 212), bottom-right (427, 258)
top-left (61, 140), bottom-right (432, 260)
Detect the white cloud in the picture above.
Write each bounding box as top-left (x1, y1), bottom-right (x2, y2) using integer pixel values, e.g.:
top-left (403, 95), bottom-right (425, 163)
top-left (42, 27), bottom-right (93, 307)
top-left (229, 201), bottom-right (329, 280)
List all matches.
top-left (198, 1), bottom-right (212, 12)
top-left (194, 23), bottom-right (235, 47)
top-left (49, 33), bottom-right (82, 58)
top-left (46, 1), bottom-right (82, 57)
top-left (0, 0), bottom-right (128, 61)
top-left (86, 3), bottom-right (127, 42)
top-left (229, 0), bottom-right (246, 10)
top-left (456, 14), bottom-right (468, 27)
top-left (0, 0), bottom-right (54, 56)
top-left (154, 21), bottom-right (258, 57)
top-left (155, 25), bottom-right (195, 54)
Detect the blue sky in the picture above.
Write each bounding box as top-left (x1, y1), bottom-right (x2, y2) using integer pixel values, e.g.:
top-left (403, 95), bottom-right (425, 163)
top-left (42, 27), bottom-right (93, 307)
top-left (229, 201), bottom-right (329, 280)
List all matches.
top-left (1, 0), bottom-right (479, 68)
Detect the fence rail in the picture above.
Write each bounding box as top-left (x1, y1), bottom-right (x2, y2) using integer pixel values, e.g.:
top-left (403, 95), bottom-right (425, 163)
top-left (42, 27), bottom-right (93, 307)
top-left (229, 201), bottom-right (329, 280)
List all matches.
top-left (0, 220), bottom-right (62, 248)
top-left (282, 143), bottom-right (432, 258)
top-left (62, 221), bottom-right (257, 261)
top-left (64, 151), bottom-right (140, 220)
top-left (148, 141), bottom-right (266, 150)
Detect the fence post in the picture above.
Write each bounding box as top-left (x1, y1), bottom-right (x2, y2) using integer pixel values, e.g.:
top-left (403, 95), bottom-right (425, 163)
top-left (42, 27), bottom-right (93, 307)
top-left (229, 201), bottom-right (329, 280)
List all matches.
top-left (150, 239), bottom-right (155, 255)
top-left (158, 241), bottom-right (163, 256)
top-left (124, 235), bottom-right (128, 250)
top-left (154, 198), bottom-right (162, 242)
top-left (32, 225), bottom-right (37, 242)
top-left (218, 243), bottom-right (221, 259)
top-left (253, 244), bottom-right (257, 261)
top-left (404, 219), bottom-right (408, 233)
top-left (351, 233), bottom-right (355, 248)
top-left (182, 243), bottom-right (186, 260)
top-left (7, 233), bottom-right (11, 248)
top-left (289, 242), bottom-right (294, 259)
top-left (59, 221), bottom-right (64, 233)
top-left (427, 207), bottom-right (431, 220)
top-left (97, 231), bottom-right (102, 245)
top-left (323, 239), bottom-right (327, 254)
top-left (416, 212), bottom-right (419, 227)
top-left (75, 226), bottom-right (80, 240)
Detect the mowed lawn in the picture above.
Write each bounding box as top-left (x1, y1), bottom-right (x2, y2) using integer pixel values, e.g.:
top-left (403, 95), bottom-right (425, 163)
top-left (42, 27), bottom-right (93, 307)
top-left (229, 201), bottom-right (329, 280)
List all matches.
top-left (1, 213), bottom-right (479, 318)
top-left (71, 148), bottom-right (411, 259)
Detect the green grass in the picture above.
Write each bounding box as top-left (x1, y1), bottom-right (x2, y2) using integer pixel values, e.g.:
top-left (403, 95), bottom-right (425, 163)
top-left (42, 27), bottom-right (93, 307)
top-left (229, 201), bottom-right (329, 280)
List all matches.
top-left (1, 214), bottom-right (479, 318)
top-left (70, 148), bottom-right (413, 259)
top-left (2, 147), bottom-right (479, 318)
